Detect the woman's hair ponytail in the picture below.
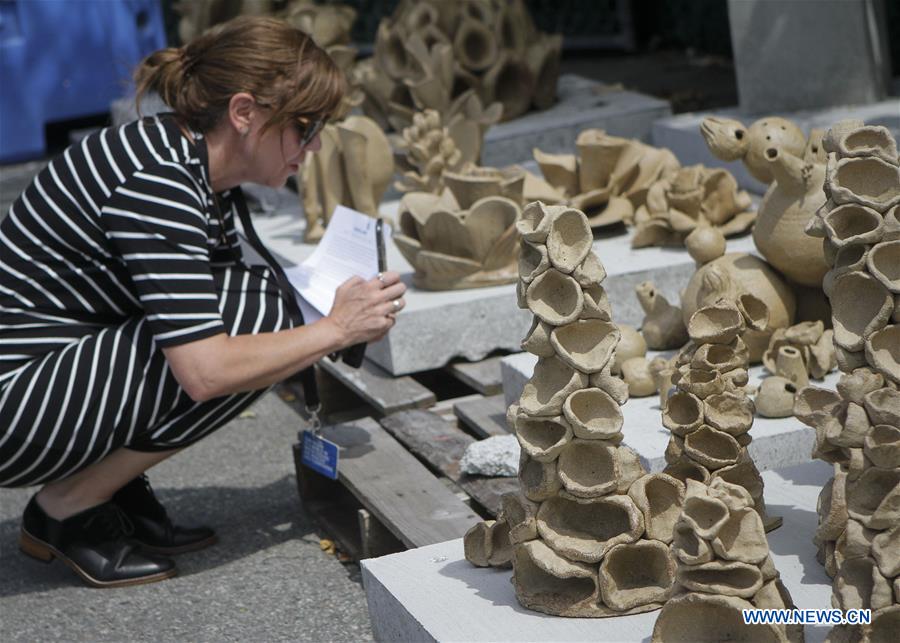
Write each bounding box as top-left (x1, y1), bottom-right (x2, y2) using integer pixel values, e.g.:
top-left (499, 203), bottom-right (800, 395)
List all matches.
top-left (134, 46), bottom-right (192, 120)
top-left (133, 16), bottom-right (346, 134)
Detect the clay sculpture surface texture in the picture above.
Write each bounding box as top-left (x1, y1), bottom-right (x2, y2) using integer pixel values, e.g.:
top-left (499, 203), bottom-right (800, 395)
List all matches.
top-left (301, 115), bottom-right (394, 242)
top-left (651, 478), bottom-right (804, 643)
top-left (702, 115), bottom-right (829, 288)
top-left (662, 297), bottom-right (783, 533)
top-left (755, 321), bottom-right (837, 418)
top-left (680, 252), bottom-right (797, 364)
top-left (792, 121), bottom-right (900, 642)
top-left (357, 0), bottom-right (560, 133)
top-left (631, 164), bottom-right (756, 250)
top-left (464, 203), bottom-right (686, 617)
top-left (532, 129), bottom-right (681, 229)
top-left (393, 189), bottom-right (521, 290)
top-left (394, 109), bottom-right (468, 194)
top-left (636, 281), bottom-right (689, 351)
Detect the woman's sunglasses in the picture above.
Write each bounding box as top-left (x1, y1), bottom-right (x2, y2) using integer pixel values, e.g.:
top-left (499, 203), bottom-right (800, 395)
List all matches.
top-left (295, 118), bottom-right (325, 148)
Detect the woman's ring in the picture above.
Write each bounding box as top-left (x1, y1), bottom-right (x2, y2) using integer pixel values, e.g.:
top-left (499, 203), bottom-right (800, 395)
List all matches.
top-left (392, 299), bottom-right (401, 311)
top-left (377, 272), bottom-right (386, 285)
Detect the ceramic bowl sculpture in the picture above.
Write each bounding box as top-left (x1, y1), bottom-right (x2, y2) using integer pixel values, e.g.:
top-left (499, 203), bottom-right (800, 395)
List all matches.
top-left (393, 190), bottom-right (521, 290)
top-left (463, 202), bottom-right (687, 618)
top-left (631, 164), bottom-right (756, 250)
top-left (358, 0), bottom-right (560, 132)
top-left (663, 298), bottom-right (782, 532)
top-left (652, 479), bottom-right (803, 643)
top-left (791, 121), bottom-right (900, 638)
top-left (532, 129), bottom-right (681, 229)
top-left (680, 253), bottom-right (796, 363)
top-left (702, 115), bottom-right (828, 287)
top-left (301, 115), bottom-right (394, 242)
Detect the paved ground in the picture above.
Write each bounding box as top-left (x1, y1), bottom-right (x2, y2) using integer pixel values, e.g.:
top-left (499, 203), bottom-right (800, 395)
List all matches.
top-left (0, 393), bottom-right (373, 642)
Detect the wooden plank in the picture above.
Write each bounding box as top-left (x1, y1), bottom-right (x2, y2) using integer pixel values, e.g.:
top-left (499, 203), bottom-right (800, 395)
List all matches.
top-left (293, 442), bottom-right (365, 560)
top-left (453, 394), bottom-right (511, 439)
top-left (446, 356), bottom-right (505, 396)
top-left (317, 417), bottom-right (479, 548)
top-left (319, 357), bottom-right (436, 416)
top-left (380, 410), bottom-right (519, 517)
top-left (431, 393), bottom-right (482, 420)
top-left (358, 508), bottom-right (405, 560)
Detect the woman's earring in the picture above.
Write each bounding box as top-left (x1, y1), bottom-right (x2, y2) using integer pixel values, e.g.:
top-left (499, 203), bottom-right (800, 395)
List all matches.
top-left (240, 127), bottom-right (249, 137)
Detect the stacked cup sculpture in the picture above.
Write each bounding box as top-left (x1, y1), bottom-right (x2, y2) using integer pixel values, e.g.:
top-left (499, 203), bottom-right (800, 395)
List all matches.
top-left (794, 121), bottom-right (900, 640)
top-left (465, 202), bottom-right (687, 617)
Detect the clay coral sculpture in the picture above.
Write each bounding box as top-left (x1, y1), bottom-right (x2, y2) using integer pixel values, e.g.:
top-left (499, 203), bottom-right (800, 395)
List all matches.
top-left (465, 203), bottom-right (688, 617)
top-left (652, 479), bottom-right (804, 643)
top-left (701, 116), bottom-right (828, 288)
top-left (393, 190), bottom-right (521, 290)
top-left (532, 129), bottom-right (681, 229)
top-left (631, 164), bottom-right (756, 250)
top-left (662, 297), bottom-right (783, 532)
top-left (357, 0), bottom-right (560, 131)
top-left (792, 121), bottom-right (900, 642)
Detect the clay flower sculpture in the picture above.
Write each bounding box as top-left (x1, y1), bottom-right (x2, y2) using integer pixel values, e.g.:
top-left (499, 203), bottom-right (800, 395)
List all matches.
top-left (790, 121), bottom-right (900, 643)
top-left (358, 0), bottom-right (561, 130)
top-left (300, 116), bottom-right (394, 242)
top-left (631, 164), bottom-right (756, 249)
top-left (465, 202), bottom-right (688, 619)
top-left (532, 129), bottom-right (681, 229)
top-left (701, 115), bottom-right (829, 288)
top-left (652, 479), bottom-right (804, 643)
top-left (393, 190), bottom-right (520, 290)
top-left (662, 296), bottom-right (783, 533)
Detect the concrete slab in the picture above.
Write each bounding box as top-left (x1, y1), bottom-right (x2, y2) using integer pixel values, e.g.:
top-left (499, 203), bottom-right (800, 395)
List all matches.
top-left (652, 99), bottom-right (900, 194)
top-left (251, 202), bottom-right (756, 375)
top-left (360, 459), bottom-right (835, 643)
top-left (727, 0), bottom-right (891, 114)
top-left (481, 74), bottom-right (672, 168)
top-left (501, 351), bottom-right (839, 473)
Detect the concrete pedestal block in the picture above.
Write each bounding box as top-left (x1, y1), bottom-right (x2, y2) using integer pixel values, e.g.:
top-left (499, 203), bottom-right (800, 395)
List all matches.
top-left (502, 351), bottom-right (839, 473)
top-left (481, 74), bottom-right (671, 168)
top-left (727, 0), bottom-right (891, 114)
top-left (360, 459), bottom-right (835, 642)
top-left (652, 99), bottom-right (900, 195)
top-left (251, 199), bottom-right (755, 376)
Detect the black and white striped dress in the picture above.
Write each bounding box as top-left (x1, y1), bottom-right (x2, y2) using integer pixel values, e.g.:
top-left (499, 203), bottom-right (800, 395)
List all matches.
top-left (0, 114), bottom-right (292, 487)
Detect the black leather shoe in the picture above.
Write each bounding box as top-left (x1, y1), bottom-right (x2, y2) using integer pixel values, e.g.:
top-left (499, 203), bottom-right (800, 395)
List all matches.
top-left (112, 475), bottom-right (217, 555)
top-left (19, 496), bottom-right (176, 588)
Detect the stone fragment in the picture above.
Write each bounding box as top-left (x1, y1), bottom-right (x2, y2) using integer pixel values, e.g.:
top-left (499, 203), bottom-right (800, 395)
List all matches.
top-left (459, 434), bottom-right (520, 477)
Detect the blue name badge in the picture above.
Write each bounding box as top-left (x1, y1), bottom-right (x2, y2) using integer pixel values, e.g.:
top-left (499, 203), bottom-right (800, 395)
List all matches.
top-left (301, 430), bottom-right (340, 480)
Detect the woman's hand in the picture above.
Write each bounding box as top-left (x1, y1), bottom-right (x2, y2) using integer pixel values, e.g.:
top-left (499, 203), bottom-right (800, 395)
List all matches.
top-left (323, 271), bottom-right (407, 347)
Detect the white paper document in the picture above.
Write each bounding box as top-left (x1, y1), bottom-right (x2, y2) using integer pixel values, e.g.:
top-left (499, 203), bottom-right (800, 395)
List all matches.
top-left (284, 205), bottom-right (388, 324)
